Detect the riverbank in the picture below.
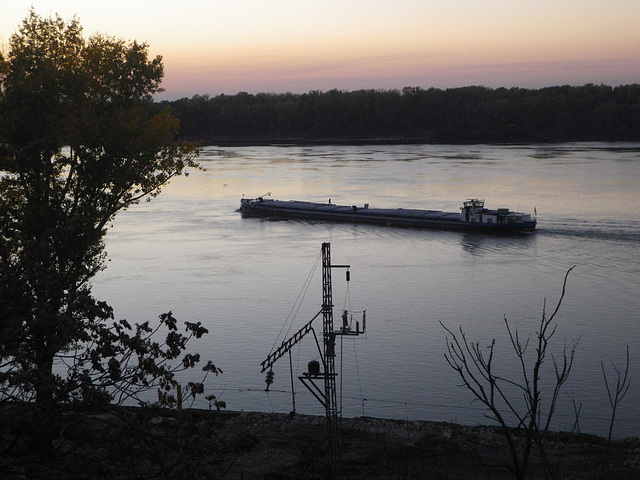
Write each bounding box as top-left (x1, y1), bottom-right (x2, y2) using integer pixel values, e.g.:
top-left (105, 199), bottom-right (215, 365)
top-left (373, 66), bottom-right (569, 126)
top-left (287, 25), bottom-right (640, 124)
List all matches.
top-left (2, 406), bottom-right (639, 479)
top-left (206, 411), bottom-right (640, 479)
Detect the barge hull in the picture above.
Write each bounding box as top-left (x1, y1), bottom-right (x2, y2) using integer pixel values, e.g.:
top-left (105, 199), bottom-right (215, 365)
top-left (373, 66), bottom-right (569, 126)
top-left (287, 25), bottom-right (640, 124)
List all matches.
top-left (240, 198), bottom-right (537, 232)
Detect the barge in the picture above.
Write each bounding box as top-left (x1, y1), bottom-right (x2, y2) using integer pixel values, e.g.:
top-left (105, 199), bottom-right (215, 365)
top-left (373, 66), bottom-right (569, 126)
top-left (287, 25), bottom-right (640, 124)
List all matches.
top-left (240, 196), bottom-right (537, 232)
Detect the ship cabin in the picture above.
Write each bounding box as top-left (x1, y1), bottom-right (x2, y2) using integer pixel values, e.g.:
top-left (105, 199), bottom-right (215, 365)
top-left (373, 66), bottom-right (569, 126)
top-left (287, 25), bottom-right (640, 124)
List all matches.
top-left (460, 199), bottom-right (532, 225)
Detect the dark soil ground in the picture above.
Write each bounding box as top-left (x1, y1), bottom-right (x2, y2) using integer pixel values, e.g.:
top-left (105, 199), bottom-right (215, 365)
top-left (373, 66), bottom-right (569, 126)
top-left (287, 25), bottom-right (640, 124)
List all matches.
top-left (213, 412), bottom-right (640, 480)
top-left (2, 407), bottom-right (639, 479)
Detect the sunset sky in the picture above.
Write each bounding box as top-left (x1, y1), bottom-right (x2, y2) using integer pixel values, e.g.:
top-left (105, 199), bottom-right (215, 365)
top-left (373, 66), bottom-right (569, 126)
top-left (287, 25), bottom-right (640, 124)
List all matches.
top-left (2, 0), bottom-right (639, 100)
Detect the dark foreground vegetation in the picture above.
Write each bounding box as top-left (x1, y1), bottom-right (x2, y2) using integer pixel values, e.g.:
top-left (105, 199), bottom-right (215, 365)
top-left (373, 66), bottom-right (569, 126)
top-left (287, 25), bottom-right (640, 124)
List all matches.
top-left (1, 406), bottom-right (639, 480)
top-left (165, 84), bottom-right (640, 144)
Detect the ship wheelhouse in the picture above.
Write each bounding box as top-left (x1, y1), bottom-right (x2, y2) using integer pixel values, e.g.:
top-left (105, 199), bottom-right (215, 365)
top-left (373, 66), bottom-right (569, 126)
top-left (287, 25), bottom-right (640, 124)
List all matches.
top-left (460, 198), bottom-right (532, 226)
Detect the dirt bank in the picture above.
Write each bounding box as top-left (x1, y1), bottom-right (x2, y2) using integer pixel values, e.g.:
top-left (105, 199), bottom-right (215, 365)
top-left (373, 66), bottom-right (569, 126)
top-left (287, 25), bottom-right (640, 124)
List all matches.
top-left (2, 407), bottom-right (639, 479)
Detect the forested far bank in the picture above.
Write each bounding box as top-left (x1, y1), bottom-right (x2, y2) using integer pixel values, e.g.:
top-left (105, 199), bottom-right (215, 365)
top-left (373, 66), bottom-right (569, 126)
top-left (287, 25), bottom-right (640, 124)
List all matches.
top-left (161, 84), bottom-right (640, 145)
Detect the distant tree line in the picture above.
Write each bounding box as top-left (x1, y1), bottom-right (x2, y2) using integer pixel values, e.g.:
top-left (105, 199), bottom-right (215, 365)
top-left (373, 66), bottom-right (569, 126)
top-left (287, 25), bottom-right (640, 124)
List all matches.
top-left (163, 84), bottom-right (640, 144)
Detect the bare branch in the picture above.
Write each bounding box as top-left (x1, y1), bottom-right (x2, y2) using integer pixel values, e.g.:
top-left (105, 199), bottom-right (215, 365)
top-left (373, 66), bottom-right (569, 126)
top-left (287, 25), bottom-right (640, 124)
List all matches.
top-left (441, 267), bottom-right (577, 480)
top-left (600, 346), bottom-right (631, 478)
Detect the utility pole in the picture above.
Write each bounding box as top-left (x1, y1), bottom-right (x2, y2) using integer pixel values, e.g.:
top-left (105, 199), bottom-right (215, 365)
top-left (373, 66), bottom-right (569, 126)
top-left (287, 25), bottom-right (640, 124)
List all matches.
top-left (321, 241), bottom-right (340, 461)
top-left (260, 242), bottom-right (367, 474)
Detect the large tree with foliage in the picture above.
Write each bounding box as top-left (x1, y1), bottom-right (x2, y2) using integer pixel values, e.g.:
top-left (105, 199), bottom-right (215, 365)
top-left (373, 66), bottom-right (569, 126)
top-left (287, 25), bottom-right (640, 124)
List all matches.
top-left (0, 10), bottom-right (212, 416)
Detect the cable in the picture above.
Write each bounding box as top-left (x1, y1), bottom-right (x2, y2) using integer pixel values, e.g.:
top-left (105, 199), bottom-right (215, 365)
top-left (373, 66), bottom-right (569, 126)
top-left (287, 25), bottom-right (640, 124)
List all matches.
top-left (231, 387), bottom-right (640, 433)
top-left (339, 334), bottom-right (344, 415)
top-left (352, 339), bottom-right (365, 416)
top-left (265, 391), bottom-right (274, 412)
top-left (268, 250), bottom-right (321, 356)
top-left (342, 280), bottom-right (351, 313)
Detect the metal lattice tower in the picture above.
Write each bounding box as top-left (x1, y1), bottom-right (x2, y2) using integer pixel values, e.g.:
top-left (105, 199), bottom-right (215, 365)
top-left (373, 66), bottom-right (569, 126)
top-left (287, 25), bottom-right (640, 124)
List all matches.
top-left (260, 242), bottom-right (366, 474)
top-left (321, 242), bottom-right (339, 458)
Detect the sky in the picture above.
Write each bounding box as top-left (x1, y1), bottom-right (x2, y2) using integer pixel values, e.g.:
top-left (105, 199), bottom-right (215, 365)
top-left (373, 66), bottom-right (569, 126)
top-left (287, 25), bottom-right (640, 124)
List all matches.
top-left (1, 0), bottom-right (639, 100)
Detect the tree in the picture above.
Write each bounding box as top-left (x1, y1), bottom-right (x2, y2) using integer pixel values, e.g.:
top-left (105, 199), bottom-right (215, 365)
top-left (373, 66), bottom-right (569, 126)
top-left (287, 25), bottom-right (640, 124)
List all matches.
top-left (0, 9), bottom-right (212, 421)
top-left (599, 346), bottom-right (630, 478)
top-left (441, 267), bottom-right (577, 480)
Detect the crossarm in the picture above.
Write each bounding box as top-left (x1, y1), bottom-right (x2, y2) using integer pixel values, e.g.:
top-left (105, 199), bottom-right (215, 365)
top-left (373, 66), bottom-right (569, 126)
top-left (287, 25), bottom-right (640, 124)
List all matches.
top-left (261, 310), bottom-right (322, 372)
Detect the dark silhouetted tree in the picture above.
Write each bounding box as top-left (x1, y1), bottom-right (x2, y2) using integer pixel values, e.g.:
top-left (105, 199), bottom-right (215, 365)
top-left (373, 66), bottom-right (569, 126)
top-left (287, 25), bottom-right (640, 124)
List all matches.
top-left (0, 10), bottom-right (214, 427)
top-left (442, 267), bottom-right (577, 480)
top-left (165, 84), bottom-right (640, 143)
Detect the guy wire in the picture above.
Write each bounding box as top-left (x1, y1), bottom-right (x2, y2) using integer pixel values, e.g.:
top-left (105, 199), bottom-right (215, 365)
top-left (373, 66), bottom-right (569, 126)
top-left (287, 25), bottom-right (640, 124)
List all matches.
top-left (268, 250), bottom-right (322, 355)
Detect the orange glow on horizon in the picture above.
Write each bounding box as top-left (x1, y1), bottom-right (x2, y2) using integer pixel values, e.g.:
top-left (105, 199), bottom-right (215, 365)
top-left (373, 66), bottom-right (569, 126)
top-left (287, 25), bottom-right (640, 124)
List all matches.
top-left (4, 0), bottom-right (639, 99)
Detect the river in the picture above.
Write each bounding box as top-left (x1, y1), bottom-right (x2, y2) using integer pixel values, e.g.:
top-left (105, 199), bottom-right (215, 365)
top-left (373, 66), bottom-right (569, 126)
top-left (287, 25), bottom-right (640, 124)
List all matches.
top-left (92, 143), bottom-right (640, 438)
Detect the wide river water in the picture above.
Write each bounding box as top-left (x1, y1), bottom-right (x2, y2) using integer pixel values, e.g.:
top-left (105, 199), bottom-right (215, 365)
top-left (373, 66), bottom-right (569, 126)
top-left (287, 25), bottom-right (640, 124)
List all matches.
top-left (92, 143), bottom-right (640, 438)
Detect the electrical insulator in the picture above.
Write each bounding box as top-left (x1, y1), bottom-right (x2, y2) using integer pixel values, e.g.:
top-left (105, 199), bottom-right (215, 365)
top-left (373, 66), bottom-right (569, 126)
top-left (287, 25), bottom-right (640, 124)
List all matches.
top-left (346, 270), bottom-right (350, 282)
top-left (265, 369), bottom-right (275, 391)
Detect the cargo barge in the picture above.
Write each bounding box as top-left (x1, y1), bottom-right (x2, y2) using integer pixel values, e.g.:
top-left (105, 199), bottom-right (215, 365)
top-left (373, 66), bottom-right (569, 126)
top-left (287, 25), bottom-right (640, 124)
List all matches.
top-left (240, 196), bottom-right (537, 232)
